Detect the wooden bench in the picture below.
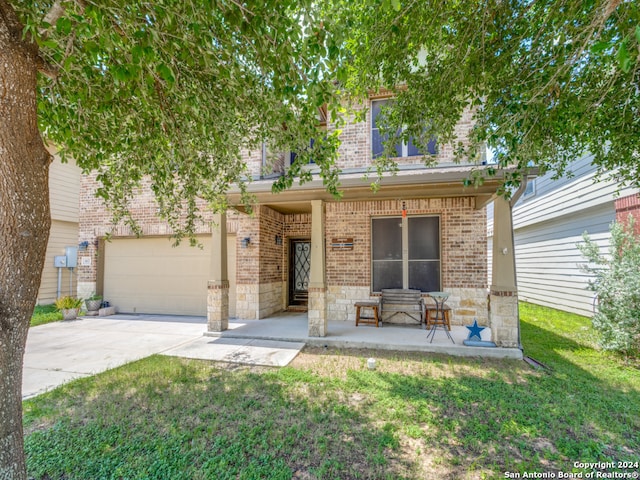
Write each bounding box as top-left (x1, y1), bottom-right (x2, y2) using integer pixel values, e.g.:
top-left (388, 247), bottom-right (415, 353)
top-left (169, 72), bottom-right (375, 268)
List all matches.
top-left (380, 289), bottom-right (425, 327)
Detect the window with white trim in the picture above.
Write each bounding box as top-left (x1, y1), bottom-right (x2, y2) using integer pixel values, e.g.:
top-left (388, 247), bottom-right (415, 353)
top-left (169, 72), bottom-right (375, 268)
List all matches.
top-left (522, 178), bottom-right (536, 198)
top-left (371, 98), bottom-right (436, 158)
top-left (371, 215), bottom-right (441, 292)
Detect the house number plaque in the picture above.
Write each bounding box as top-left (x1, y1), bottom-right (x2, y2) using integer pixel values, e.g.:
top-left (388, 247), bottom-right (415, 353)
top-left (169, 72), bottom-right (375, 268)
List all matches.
top-left (331, 237), bottom-right (354, 251)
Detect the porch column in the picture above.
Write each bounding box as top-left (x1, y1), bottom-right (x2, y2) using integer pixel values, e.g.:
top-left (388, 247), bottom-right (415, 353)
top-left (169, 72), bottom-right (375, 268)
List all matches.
top-left (490, 196), bottom-right (519, 347)
top-left (308, 199), bottom-right (327, 337)
top-left (208, 212), bottom-right (229, 332)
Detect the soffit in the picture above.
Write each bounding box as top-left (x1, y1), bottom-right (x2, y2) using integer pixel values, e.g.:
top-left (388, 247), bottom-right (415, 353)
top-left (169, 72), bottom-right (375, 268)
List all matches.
top-left (229, 165), bottom-right (514, 214)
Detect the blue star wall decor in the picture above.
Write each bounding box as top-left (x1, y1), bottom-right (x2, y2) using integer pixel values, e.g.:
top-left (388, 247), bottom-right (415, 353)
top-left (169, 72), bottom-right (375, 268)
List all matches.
top-left (466, 319), bottom-right (485, 341)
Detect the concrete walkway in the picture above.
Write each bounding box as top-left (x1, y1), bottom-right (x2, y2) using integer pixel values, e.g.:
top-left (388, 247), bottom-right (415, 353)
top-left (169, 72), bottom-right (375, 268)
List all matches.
top-left (23, 314), bottom-right (304, 399)
top-left (24, 311), bottom-right (522, 399)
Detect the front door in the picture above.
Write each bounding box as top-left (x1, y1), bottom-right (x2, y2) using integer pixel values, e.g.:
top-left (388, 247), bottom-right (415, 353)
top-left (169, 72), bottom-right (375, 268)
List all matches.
top-left (289, 240), bottom-right (311, 306)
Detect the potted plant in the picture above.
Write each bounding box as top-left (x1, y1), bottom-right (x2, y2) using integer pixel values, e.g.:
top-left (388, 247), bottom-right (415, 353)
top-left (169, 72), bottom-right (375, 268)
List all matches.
top-left (54, 296), bottom-right (84, 320)
top-left (85, 293), bottom-right (103, 313)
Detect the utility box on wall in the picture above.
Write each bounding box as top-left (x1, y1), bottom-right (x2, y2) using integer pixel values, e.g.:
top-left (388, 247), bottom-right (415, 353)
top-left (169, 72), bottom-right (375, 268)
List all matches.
top-left (54, 255), bottom-right (67, 268)
top-left (64, 246), bottom-right (78, 268)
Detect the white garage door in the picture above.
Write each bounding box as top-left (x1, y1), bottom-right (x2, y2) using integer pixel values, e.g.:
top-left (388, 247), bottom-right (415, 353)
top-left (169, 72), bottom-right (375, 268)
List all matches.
top-left (104, 235), bottom-right (236, 316)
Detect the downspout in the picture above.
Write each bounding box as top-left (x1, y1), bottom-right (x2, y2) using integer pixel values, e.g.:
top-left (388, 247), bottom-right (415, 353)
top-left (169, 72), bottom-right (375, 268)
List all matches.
top-left (508, 174), bottom-right (528, 351)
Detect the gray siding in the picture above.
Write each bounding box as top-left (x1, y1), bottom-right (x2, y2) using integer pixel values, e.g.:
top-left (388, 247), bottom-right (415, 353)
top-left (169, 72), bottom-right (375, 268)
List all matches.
top-left (514, 204), bottom-right (613, 317)
top-left (486, 154), bottom-right (635, 317)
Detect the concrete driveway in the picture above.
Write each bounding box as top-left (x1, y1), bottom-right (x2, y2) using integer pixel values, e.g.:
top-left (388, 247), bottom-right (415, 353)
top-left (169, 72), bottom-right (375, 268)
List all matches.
top-left (23, 314), bottom-right (304, 399)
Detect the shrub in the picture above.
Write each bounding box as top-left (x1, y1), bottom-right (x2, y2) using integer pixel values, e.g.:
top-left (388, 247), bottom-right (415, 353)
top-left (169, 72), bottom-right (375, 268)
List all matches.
top-left (54, 296), bottom-right (84, 311)
top-left (579, 216), bottom-right (640, 357)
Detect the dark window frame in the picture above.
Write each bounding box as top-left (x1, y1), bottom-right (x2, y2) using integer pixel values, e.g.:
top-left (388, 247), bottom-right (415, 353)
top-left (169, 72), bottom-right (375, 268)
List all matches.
top-left (371, 98), bottom-right (437, 158)
top-left (371, 215), bottom-right (442, 293)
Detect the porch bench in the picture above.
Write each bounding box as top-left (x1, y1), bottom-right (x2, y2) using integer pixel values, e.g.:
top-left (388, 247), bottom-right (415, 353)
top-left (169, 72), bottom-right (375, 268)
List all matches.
top-left (380, 289), bottom-right (425, 327)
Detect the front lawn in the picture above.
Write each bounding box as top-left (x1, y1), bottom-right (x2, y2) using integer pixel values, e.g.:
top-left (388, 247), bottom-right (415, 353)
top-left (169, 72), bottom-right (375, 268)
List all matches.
top-left (23, 303), bottom-right (640, 479)
top-left (30, 304), bottom-right (63, 327)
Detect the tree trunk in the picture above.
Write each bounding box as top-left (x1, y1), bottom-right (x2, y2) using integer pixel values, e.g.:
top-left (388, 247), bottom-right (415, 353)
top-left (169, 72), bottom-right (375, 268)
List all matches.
top-left (0, 5), bottom-right (52, 479)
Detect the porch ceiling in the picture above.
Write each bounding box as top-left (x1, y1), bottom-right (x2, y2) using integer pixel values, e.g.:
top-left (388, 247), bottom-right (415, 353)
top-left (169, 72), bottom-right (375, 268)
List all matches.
top-left (229, 164), bottom-right (508, 214)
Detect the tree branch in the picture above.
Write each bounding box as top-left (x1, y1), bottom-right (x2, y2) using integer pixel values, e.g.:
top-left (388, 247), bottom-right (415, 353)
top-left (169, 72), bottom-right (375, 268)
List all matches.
top-left (0, 0), bottom-right (25, 41)
top-left (41, 0), bottom-right (66, 29)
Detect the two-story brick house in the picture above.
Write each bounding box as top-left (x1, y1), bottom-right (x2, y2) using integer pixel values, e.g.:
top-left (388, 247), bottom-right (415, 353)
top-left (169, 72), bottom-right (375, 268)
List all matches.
top-left (77, 97), bottom-right (520, 349)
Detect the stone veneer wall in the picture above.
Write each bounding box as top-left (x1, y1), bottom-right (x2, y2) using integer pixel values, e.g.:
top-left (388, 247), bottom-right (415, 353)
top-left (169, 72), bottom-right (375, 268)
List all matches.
top-left (235, 282), bottom-right (283, 320)
top-left (489, 290), bottom-right (519, 347)
top-left (326, 286), bottom-right (487, 326)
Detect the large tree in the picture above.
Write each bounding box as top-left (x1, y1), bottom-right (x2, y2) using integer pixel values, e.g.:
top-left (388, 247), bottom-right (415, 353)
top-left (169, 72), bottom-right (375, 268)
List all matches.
top-left (1, 0), bottom-right (338, 477)
top-left (2, 0), bottom-right (640, 477)
top-left (334, 0), bottom-right (639, 193)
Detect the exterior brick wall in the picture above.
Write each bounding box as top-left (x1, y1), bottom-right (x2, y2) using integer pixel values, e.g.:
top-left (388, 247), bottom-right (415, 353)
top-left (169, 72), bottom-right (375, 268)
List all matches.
top-left (258, 206), bottom-right (285, 284)
top-left (324, 197), bottom-right (487, 289)
top-left (323, 198), bottom-right (487, 325)
top-left (615, 193), bottom-right (640, 235)
top-left (242, 100), bottom-right (479, 175)
top-left (78, 91), bottom-right (489, 326)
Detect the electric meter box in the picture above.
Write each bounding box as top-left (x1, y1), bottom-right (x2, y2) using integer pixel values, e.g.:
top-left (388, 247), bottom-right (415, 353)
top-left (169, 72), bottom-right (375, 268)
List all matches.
top-left (65, 246), bottom-right (78, 268)
top-left (54, 255), bottom-right (67, 268)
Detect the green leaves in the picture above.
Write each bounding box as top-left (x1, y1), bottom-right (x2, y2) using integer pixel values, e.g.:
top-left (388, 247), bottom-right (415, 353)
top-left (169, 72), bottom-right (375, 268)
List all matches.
top-left (616, 38), bottom-right (632, 73)
top-left (156, 63), bottom-right (175, 84)
top-left (334, 0), bottom-right (640, 191)
top-left (16, 0), bottom-right (342, 238)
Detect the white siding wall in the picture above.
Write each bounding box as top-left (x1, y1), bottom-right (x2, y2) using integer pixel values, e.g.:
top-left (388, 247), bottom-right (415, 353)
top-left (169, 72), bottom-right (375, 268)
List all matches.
top-left (514, 204), bottom-right (612, 316)
top-left (49, 154), bottom-right (81, 223)
top-left (37, 152), bottom-right (81, 304)
top-left (487, 154), bottom-right (634, 317)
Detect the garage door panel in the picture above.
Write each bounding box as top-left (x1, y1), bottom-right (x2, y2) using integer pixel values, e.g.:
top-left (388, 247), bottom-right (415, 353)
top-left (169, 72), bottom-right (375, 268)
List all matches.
top-left (104, 235), bottom-right (236, 316)
top-left (104, 236), bottom-right (238, 316)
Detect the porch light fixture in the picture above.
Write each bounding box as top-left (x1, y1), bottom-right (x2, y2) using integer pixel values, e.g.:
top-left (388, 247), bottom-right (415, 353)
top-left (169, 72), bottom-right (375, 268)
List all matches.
top-left (241, 237), bottom-right (251, 248)
top-left (275, 235), bottom-right (282, 246)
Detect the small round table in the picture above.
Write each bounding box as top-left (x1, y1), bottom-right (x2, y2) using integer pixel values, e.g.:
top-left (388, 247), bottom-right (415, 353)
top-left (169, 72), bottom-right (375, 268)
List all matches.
top-left (427, 291), bottom-right (454, 344)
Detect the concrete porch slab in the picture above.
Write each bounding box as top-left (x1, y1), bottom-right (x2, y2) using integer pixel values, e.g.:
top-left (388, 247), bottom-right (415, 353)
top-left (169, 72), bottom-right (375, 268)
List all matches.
top-left (161, 337), bottom-right (305, 366)
top-left (210, 313), bottom-right (523, 360)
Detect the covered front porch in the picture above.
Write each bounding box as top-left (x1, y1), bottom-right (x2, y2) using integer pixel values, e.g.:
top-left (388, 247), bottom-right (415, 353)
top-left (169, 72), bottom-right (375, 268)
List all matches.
top-left (206, 311), bottom-right (522, 359)
top-left (206, 166), bottom-right (523, 352)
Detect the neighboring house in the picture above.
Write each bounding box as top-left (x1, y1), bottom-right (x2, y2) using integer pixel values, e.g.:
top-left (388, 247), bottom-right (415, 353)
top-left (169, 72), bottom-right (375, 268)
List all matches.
top-left (37, 148), bottom-right (81, 304)
top-left (77, 97), bottom-right (521, 349)
top-left (487, 154), bottom-right (639, 317)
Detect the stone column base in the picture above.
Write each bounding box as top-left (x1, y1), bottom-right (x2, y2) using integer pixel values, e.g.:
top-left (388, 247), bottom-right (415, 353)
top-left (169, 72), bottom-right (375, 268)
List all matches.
top-left (208, 281), bottom-right (229, 332)
top-left (489, 288), bottom-right (519, 348)
top-left (308, 287), bottom-right (327, 337)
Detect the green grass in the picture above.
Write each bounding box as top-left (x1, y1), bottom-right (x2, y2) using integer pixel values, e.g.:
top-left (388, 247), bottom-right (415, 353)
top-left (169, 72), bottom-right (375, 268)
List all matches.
top-left (30, 304), bottom-right (63, 327)
top-left (23, 303), bottom-right (640, 479)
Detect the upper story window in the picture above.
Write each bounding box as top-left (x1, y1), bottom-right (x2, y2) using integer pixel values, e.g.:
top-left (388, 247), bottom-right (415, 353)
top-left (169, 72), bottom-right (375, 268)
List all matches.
top-left (522, 178), bottom-right (536, 198)
top-left (371, 99), bottom-right (436, 158)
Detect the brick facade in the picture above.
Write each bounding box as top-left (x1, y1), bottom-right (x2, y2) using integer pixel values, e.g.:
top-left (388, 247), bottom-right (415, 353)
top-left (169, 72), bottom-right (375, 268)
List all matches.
top-left (77, 95), bottom-right (495, 337)
top-left (323, 198), bottom-right (487, 326)
top-left (241, 100), bottom-right (478, 174)
top-left (615, 193), bottom-right (640, 235)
